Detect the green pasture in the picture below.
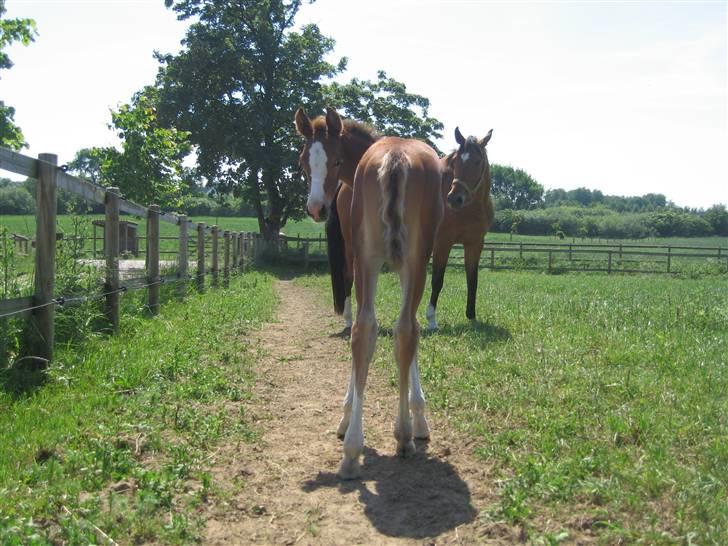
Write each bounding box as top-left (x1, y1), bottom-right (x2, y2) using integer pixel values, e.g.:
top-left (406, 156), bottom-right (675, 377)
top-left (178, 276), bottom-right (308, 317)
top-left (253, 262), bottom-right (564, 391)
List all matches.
top-left (0, 271), bottom-right (275, 544)
top-left (298, 269), bottom-right (728, 544)
top-left (3, 214), bottom-right (727, 248)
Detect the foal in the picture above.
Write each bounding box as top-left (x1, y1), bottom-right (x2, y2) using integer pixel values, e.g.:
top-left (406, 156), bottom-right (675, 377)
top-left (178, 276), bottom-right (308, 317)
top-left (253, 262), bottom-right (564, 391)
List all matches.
top-left (343, 135), bottom-right (443, 478)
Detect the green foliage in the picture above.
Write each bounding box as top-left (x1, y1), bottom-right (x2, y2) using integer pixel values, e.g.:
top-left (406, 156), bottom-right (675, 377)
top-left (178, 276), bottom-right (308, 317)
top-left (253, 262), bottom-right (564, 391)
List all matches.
top-left (703, 204), bottom-right (728, 236)
top-left (323, 70), bottom-right (444, 153)
top-left (103, 87), bottom-right (193, 207)
top-left (67, 147), bottom-right (105, 185)
top-left (157, 0), bottom-right (345, 237)
top-left (0, 184), bottom-right (33, 214)
top-left (493, 206), bottom-right (722, 239)
top-left (491, 164), bottom-right (545, 210)
top-left (0, 0), bottom-right (37, 150)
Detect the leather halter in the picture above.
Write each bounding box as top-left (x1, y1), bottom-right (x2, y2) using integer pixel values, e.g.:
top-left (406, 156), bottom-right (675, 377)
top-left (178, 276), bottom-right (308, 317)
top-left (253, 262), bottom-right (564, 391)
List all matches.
top-left (451, 151), bottom-right (487, 200)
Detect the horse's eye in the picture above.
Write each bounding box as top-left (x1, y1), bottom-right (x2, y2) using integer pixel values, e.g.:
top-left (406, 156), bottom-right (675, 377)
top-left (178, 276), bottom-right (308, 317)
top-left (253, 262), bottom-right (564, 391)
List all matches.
top-left (334, 159), bottom-right (342, 167)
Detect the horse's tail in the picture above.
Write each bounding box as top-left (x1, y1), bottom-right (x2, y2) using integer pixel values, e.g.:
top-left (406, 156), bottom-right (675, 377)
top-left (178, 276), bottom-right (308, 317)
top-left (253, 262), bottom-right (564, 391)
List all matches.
top-left (326, 183), bottom-right (347, 315)
top-left (378, 150), bottom-right (410, 270)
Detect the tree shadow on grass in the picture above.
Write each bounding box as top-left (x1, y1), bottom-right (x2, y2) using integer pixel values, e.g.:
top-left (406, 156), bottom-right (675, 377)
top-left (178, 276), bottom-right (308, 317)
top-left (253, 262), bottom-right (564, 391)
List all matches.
top-left (301, 442), bottom-right (476, 539)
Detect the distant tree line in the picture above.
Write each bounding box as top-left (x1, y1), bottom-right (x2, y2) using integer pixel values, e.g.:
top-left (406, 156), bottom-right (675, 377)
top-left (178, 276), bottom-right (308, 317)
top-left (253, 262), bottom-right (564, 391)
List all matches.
top-left (488, 166), bottom-right (728, 238)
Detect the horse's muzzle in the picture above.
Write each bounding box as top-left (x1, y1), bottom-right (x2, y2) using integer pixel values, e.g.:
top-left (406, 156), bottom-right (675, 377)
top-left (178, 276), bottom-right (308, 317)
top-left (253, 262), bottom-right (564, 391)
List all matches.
top-left (447, 193), bottom-right (465, 210)
top-left (308, 203), bottom-right (328, 222)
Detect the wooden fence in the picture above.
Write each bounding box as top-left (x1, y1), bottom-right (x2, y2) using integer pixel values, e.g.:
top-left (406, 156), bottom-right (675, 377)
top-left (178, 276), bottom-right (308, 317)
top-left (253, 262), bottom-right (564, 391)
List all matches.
top-left (0, 147), bottom-right (262, 365)
top-left (273, 236), bottom-right (728, 275)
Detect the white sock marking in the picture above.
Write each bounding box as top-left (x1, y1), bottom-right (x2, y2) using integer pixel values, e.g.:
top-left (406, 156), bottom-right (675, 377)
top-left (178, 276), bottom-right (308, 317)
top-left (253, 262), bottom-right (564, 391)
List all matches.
top-left (343, 296), bottom-right (352, 328)
top-left (426, 303), bottom-right (438, 330)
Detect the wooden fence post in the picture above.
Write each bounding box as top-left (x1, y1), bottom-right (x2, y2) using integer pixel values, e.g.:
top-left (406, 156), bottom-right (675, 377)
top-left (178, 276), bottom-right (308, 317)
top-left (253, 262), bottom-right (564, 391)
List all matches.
top-left (147, 205), bottom-right (160, 314)
top-left (243, 231), bottom-right (248, 273)
top-left (548, 251), bottom-right (552, 272)
top-left (608, 251), bottom-right (612, 274)
top-left (104, 186), bottom-right (120, 334)
top-left (667, 246), bottom-right (672, 273)
top-left (211, 225), bottom-right (219, 287)
top-left (490, 247), bottom-right (495, 269)
top-left (197, 223), bottom-right (206, 291)
top-left (223, 230), bottom-right (231, 287)
top-left (231, 231), bottom-right (239, 272)
top-left (177, 215), bottom-right (188, 298)
top-left (32, 153), bottom-right (58, 363)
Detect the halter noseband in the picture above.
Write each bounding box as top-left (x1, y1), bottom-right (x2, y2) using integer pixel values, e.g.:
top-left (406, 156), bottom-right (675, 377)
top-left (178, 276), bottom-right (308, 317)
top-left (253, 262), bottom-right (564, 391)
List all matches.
top-left (451, 151), bottom-right (487, 200)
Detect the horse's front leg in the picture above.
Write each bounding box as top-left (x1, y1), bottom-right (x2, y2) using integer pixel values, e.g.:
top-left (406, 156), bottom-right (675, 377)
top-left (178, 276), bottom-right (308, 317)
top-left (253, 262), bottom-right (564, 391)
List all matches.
top-left (426, 243), bottom-right (451, 330)
top-left (464, 241), bottom-right (484, 320)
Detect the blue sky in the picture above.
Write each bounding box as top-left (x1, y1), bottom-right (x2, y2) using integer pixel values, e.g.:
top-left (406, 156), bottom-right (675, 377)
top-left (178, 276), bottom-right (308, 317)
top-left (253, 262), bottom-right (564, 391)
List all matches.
top-left (3, 0), bottom-right (726, 208)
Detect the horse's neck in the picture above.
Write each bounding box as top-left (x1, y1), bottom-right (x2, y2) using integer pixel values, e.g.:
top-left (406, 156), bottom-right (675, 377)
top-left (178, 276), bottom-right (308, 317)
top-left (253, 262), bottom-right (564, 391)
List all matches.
top-left (340, 131), bottom-right (376, 186)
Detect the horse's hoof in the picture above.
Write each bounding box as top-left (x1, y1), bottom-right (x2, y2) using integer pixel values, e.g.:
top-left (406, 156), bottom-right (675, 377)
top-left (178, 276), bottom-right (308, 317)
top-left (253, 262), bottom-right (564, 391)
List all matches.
top-left (338, 457), bottom-right (361, 480)
top-left (397, 440), bottom-right (416, 458)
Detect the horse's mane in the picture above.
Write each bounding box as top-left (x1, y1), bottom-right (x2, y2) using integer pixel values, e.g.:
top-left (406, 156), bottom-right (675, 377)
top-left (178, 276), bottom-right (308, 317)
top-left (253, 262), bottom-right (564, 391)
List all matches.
top-left (310, 116), bottom-right (380, 144)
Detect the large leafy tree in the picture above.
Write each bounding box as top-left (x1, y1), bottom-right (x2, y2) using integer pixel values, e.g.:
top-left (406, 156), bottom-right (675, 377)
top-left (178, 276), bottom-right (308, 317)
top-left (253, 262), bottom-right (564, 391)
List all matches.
top-left (490, 164), bottom-right (544, 210)
top-left (323, 71), bottom-right (444, 153)
top-left (0, 0), bottom-right (36, 150)
top-left (157, 0), bottom-right (345, 237)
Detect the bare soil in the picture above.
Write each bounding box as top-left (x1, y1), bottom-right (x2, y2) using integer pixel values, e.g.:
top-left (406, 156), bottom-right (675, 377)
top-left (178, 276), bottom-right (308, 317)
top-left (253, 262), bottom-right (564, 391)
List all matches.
top-left (202, 280), bottom-right (518, 545)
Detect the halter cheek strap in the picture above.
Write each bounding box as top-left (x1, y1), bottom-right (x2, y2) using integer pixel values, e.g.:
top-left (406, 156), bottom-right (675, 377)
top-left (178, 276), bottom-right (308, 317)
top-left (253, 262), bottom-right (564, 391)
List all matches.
top-left (451, 159), bottom-right (487, 199)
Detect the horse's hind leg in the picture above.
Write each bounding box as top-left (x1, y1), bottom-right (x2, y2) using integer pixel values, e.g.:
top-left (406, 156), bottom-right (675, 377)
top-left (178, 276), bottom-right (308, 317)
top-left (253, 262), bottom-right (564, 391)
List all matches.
top-left (337, 365), bottom-right (354, 439)
top-left (409, 356), bottom-right (430, 439)
top-left (339, 259), bottom-right (380, 480)
top-left (394, 259), bottom-right (427, 456)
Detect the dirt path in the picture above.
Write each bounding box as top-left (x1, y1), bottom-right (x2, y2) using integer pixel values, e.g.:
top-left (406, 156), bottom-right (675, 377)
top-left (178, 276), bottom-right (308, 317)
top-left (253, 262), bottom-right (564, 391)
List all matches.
top-left (203, 279), bottom-right (511, 545)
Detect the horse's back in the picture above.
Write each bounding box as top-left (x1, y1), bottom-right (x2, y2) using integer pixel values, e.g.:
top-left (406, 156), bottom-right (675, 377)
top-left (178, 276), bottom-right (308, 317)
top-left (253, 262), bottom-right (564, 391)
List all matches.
top-left (353, 137), bottom-right (443, 261)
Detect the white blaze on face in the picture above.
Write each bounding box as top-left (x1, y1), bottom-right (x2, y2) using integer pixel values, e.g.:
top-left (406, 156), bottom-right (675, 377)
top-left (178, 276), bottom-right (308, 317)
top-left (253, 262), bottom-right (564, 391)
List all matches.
top-left (307, 141), bottom-right (328, 216)
top-left (461, 152), bottom-right (470, 162)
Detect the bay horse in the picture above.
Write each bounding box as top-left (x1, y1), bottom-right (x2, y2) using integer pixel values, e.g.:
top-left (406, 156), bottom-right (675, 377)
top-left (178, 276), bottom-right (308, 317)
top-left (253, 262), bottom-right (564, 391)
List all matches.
top-left (426, 127), bottom-right (494, 329)
top-left (295, 107), bottom-right (489, 479)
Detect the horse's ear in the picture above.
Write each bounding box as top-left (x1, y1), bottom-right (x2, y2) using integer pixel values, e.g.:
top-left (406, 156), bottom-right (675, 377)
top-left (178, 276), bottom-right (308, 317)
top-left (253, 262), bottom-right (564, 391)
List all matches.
top-left (325, 107), bottom-right (343, 136)
top-left (479, 129), bottom-right (493, 148)
top-left (454, 126), bottom-right (466, 148)
top-left (295, 107), bottom-right (313, 139)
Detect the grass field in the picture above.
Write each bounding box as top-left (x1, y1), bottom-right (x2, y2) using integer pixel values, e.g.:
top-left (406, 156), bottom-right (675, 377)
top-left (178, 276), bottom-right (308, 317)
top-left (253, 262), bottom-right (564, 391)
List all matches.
top-left (298, 269), bottom-right (728, 544)
top-left (0, 272), bottom-right (275, 544)
top-left (0, 214), bottom-right (326, 240)
top-left (3, 214), bottom-right (727, 247)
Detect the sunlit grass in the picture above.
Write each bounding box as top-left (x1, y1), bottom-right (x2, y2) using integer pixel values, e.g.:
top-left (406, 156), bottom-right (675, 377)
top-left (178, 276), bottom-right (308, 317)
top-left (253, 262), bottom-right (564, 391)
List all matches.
top-left (0, 272), bottom-right (275, 544)
top-left (298, 269), bottom-right (728, 543)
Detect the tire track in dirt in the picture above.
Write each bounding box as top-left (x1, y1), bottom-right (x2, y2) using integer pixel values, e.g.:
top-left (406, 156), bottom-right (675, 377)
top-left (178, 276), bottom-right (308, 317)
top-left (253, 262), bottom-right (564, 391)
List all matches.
top-left (203, 279), bottom-right (514, 545)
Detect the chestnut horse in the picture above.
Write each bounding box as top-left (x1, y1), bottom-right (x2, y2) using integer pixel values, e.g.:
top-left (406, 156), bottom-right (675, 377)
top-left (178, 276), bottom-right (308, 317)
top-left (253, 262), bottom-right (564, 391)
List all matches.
top-left (295, 107), bottom-right (490, 478)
